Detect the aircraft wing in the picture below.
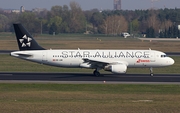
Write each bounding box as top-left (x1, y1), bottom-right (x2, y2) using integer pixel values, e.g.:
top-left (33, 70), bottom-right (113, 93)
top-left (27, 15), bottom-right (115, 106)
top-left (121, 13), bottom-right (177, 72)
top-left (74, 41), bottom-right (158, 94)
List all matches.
top-left (82, 58), bottom-right (127, 69)
top-left (83, 58), bottom-right (110, 64)
top-left (82, 58), bottom-right (109, 69)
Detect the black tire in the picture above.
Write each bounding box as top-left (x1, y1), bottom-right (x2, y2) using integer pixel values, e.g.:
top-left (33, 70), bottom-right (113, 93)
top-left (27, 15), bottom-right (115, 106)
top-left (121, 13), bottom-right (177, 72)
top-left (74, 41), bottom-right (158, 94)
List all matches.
top-left (93, 70), bottom-right (100, 77)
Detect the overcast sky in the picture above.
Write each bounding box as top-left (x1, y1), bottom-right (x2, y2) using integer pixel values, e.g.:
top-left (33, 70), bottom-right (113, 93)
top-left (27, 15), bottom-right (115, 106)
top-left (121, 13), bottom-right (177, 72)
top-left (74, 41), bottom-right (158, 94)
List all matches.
top-left (0, 0), bottom-right (179, 10)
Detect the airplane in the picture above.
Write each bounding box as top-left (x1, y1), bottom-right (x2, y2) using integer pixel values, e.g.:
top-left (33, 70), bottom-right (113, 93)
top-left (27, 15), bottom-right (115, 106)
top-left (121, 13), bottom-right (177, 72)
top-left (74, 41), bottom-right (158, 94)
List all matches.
top-left (10, 24), bottom-right (175, 76)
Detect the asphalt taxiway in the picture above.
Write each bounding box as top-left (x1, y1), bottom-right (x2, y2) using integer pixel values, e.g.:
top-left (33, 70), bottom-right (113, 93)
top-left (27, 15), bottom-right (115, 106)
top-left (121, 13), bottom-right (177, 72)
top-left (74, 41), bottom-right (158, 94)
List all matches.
top-left (0, 72), bottom-right (180, 84)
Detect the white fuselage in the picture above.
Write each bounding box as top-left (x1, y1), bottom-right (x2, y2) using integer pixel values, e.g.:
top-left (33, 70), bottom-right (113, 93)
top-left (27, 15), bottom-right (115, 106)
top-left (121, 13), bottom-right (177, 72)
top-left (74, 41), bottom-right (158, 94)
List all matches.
top-left (11, 49), bottom-right (174, 69)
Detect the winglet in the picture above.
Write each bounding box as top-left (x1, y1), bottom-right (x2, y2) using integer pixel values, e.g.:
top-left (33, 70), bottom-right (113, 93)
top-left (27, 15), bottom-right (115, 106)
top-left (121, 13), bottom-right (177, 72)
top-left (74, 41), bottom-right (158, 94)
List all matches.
top-left (13, 24), bottom-right (45, 51)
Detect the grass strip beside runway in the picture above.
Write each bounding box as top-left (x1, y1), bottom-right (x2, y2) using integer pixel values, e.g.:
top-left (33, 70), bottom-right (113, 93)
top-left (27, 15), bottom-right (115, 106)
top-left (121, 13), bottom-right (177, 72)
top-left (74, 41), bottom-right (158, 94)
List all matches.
top-left (1, 33), bottom-right (180, 52)
top-left (0, 84), bottom-right (180, 113)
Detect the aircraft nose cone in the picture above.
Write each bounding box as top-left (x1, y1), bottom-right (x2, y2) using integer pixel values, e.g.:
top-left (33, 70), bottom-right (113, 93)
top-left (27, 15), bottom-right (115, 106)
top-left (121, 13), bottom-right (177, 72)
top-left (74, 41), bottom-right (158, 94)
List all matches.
top-left (169, 58), bottom-right (175, 65)
top-left (171, 58), bottom-right (175, 65)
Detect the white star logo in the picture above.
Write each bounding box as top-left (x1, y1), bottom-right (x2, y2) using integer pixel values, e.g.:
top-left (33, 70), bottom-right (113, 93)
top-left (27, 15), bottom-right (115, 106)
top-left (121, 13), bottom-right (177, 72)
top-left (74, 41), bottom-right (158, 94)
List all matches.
top-left (19, 35), bottom-right (32, 47)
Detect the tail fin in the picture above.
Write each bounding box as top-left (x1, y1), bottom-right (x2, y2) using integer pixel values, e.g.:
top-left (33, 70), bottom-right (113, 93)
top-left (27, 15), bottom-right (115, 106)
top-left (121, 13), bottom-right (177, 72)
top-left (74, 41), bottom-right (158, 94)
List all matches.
top-left (13, 23), bottom-right (45, 51)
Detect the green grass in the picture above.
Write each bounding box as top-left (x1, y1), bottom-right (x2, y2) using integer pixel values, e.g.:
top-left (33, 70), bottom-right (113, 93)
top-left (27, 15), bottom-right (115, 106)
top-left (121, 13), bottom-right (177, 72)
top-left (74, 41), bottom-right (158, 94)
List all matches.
top-left (1, 33), bottom-right (180, 52)
top-left (0, 84), bottom-right (179, 94)
top-left (0, 84), bottom-right (180, 113)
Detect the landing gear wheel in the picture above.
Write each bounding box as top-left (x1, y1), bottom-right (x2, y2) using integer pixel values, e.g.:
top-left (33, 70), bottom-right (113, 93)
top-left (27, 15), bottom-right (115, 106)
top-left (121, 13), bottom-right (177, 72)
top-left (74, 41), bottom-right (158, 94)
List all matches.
top-left (150, 73), bottom-right (154, 77)
top-left (93, 70), bottom-right (100, 77)
top-left (150, 67), bottom-right (154, 77)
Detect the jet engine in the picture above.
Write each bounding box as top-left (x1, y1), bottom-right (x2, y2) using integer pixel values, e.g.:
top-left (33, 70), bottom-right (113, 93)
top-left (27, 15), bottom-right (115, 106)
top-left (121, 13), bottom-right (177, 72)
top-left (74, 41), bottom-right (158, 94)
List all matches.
top-left (104, 64), bottom-right (127, 74)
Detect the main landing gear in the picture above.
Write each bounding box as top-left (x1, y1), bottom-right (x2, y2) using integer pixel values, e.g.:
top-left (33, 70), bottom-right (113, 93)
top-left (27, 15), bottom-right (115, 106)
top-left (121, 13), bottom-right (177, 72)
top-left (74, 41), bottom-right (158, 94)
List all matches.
top-left (93, 70), bottom-right (100, 76)
top-left (93, 69), bottom-right (101, 77)
top-left (150, 67), bottom-right (153, 76)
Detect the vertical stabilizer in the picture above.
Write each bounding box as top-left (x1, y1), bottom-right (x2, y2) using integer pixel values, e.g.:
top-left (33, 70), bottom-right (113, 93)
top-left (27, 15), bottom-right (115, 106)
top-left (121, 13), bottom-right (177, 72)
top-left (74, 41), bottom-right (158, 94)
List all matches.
top-left (13, 24), bottom-right (45, 50)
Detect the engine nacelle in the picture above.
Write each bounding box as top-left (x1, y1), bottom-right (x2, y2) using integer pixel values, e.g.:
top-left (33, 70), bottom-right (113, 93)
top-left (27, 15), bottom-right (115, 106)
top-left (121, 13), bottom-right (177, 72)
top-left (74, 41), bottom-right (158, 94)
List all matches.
top-left (104, 64), bottom-right (127, 74)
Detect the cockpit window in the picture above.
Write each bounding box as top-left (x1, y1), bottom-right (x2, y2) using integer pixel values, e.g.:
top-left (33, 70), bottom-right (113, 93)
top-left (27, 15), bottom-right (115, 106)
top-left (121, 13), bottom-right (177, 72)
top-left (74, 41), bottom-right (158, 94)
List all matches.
top-left (161, 55), bottom-right (167, 58)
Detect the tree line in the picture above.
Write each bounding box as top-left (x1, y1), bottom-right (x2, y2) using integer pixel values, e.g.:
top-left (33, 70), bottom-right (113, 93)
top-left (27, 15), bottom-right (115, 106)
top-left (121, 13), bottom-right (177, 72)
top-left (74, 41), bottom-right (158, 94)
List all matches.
top-left (0, 1), bottom-right (180, 38)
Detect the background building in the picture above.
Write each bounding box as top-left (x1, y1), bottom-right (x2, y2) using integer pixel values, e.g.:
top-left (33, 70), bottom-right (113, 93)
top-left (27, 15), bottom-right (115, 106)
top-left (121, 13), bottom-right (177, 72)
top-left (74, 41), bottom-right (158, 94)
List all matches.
top-left (114, 0), bottom-right (121, 10)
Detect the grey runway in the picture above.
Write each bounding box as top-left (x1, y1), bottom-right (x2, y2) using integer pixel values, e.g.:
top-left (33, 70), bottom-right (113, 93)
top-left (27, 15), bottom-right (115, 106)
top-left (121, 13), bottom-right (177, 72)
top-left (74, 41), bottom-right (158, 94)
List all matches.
top-left (0, 50), bottom-right (13, 54)
top-left (0, 72), bottom-right (180, 84)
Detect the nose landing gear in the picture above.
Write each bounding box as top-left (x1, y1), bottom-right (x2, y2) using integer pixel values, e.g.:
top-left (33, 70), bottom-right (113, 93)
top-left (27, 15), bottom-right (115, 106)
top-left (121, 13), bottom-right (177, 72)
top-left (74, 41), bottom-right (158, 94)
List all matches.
top-left (150, 67), bottom-right (153, 76)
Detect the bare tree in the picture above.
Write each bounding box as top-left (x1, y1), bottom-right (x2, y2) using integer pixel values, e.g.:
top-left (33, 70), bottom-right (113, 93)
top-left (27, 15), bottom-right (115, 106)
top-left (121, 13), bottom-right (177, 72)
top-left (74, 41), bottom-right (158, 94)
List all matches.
top-left (147, 12), bottom-right (160, 32)
top-left (69, 1), bottom-right (85, 33)
top-left (0, 14), bottom-right (8, 32)
top-left (101, 15), bottom-right (128, 35)
top-left (160, 19), bottom-right (173, 30)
